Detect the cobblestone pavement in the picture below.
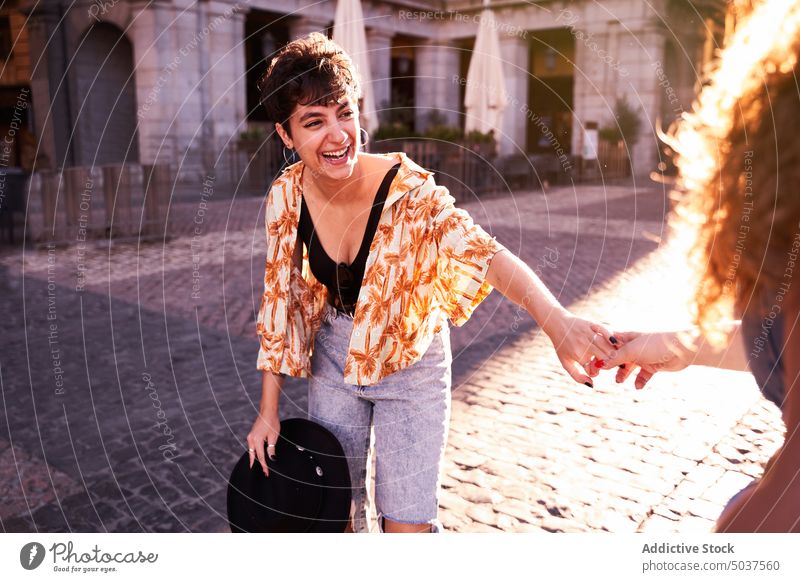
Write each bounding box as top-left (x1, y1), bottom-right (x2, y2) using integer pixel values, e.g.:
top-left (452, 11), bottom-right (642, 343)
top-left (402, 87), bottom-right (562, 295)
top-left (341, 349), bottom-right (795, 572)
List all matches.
top-left (0, 179), bottom-right (783, 533)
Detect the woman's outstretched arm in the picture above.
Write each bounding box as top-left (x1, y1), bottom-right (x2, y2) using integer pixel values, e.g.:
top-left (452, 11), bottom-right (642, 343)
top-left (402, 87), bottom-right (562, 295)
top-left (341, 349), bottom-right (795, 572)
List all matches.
top-left (485, 248), bottom-right (616, 387)
top-left (597, 321), bottom-right (749, 388)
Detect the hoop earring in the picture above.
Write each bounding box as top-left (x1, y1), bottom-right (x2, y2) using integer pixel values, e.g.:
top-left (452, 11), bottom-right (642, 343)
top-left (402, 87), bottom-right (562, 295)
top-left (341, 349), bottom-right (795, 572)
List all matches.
top-left (359, 128), bottom-right (369, 149)
top-left (283, 146), bottom-right (295, 165)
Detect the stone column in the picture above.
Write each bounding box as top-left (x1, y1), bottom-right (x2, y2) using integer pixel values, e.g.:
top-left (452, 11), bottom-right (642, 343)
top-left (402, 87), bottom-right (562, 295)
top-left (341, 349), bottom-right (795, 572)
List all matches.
top-left (288, 15), bottom-right (330, 41)
top-left (19, 1), bottom-right (72, 169)
top-left (498, 33), bottom-right (529, 157)
top-left (414, 40), bottom-right (460, 132)
top-left (617, 24), bottom-right (666, 177)
top-left (366, 29), bottom-right (393, 124)
top-left (128, 0), bottom-right (246, 183)
top-left (128, 0), bottom-right (184, 172)
top-left (205, 1), bottom-right (248, 183)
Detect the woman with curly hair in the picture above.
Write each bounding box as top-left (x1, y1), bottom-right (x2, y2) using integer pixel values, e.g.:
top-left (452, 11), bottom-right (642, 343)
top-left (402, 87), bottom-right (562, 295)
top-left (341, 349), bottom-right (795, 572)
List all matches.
top-left (601, 0), bottom-right (800, 532)
top-left (246, 32), bottom-right (616, 533)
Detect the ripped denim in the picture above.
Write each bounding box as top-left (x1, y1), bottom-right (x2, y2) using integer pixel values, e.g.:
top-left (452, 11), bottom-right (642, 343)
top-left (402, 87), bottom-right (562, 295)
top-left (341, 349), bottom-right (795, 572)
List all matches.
top-left (308, 302), bottom-right (451, 533)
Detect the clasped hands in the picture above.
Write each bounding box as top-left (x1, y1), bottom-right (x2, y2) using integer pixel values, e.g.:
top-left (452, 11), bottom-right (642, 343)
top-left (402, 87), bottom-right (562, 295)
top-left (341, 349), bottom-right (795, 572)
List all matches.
top-left (545, 311), bottom-right (691, 390)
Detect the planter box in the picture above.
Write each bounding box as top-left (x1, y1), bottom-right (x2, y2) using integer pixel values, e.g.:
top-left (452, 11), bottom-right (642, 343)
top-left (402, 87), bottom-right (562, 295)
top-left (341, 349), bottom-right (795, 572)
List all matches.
top-left (372, 138), bottom-right (498, 201)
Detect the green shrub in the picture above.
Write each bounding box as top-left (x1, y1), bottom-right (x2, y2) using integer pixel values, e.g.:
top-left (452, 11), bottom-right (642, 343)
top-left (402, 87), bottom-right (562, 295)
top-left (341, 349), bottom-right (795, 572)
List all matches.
top-left (599, 97), bottom-right (641, 145)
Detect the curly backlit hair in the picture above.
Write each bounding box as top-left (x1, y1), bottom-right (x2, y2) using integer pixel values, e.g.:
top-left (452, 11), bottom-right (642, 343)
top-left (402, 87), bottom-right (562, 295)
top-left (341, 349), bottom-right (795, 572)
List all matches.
top-left (257, 32), bottom-right (362, 138)
top-left (669, 0), bottom-right (800, 338)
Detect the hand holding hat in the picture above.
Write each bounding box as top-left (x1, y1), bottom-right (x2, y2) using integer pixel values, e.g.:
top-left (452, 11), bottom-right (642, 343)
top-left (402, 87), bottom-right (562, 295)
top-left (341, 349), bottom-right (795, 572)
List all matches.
top-left (228, 418), bottom-right (352, 533)
top-left (247, 409), bottom-right (280, 476)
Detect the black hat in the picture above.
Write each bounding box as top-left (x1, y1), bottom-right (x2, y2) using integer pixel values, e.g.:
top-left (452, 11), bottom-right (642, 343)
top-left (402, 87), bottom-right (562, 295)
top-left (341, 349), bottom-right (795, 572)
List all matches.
top-left (227, 418), bottom-right (351, 533)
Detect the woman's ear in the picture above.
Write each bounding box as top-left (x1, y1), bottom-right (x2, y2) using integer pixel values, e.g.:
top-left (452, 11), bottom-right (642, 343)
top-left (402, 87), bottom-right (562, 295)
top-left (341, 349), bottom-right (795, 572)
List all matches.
top-left (275, 122), bottom-right (292, 149)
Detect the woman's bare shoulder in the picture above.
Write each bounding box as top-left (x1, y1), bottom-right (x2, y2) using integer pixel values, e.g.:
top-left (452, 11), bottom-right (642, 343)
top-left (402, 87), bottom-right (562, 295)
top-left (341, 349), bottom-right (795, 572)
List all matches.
top-left (358, 152), bottom-right (401, 173)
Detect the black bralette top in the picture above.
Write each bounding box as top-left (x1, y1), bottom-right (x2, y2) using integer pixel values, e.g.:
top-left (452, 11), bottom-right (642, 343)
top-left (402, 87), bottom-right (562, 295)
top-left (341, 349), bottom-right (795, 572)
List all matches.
top-left (298, 163), bottom-right (401, 315)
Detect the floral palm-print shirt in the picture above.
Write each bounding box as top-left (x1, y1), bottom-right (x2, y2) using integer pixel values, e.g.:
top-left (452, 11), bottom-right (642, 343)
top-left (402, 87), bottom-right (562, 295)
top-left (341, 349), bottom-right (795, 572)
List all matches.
top-left (256, 151), bottom-right (505, 386)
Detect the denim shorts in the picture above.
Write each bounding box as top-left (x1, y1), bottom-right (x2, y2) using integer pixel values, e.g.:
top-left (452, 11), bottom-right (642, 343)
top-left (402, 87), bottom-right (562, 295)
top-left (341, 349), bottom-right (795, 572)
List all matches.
top-left (307, 301), bottom-right (452, 533)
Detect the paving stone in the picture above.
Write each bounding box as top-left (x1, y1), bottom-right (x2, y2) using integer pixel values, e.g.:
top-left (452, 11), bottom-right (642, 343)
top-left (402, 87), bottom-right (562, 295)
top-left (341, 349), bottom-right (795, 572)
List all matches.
top-left (494, 499), bottom-right (545, 524)
top-left (496, 480), bottom-right (543, 503)
top-left (513, 523), bottom-right (546, 532)
top-left (496, 513), bottom-right (520, 531)
top-left (687, 497), bottom-right (724, 521)
top-left (465, 522), bottom-right (503, 533)
top-left (592, 511), bottom-right (640, 533)
top-left (652, 504), bottom-right (682, 521)
top-left (539, 515), bottom-right (591, 533)
top-left (448, 467), bottom-right (495, 489)
top-left (438, 489), bottom-right (472, 514)
top-left (466, 504), bottom-right (498, 527)
top-left (448, 482), bottom-right (504, 505)
top-left (448, 449), bottom-right (489, 469)
top-left (439, 510), bottom-right (470, 531)
top-left (638, 514), bottom-right (680, 533)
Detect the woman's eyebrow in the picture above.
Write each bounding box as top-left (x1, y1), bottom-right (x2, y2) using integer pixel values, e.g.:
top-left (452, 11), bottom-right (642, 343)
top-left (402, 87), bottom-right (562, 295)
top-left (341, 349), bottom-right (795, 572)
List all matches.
top-left (297, 103), bottom-right (349, 123)
top-left (298, 110), bottom-right (324, 123)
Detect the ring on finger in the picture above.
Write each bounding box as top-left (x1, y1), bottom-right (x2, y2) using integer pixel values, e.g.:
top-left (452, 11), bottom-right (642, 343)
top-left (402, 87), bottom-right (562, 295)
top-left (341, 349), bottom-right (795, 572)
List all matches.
top-left (266, 444), bottom-right (276, 449)
top-left (248, 448), bottom-right (255, 453)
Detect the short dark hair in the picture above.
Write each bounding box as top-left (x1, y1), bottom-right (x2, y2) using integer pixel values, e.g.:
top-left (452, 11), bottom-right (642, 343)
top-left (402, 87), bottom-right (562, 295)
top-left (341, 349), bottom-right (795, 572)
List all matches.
top-left (257, 32), bottom-right (362, 138)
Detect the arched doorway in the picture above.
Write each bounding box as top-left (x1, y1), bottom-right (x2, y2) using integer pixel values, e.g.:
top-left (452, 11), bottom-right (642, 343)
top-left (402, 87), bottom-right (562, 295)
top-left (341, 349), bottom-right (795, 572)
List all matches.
top-left (72, 23), bottom-right (139, 166)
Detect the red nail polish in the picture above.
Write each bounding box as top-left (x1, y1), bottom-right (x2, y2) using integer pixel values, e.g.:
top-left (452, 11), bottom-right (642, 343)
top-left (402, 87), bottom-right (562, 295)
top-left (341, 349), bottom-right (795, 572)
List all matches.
top-left (594, 359), bottom-right (606, 368)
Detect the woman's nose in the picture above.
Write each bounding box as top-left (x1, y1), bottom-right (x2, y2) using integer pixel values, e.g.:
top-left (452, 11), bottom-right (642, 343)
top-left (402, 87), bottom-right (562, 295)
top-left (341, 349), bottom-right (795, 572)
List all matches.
top-left (327, 123), bottom-right (349, 144)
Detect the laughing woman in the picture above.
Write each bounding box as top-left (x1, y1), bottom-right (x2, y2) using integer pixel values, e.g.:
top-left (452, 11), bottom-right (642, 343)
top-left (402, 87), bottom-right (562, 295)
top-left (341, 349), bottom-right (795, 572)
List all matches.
top-left (246, 32), bottom-right (615, 533)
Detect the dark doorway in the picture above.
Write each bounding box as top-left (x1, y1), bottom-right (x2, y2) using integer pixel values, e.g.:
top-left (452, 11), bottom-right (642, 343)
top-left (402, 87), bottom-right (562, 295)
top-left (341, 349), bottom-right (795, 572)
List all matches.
top-left (244, 11), bottom-right (290, 122)
top-left (72, 23), bottom-right (139, 165)
top-left (527, 28), bottom-right (575, 155)
top-left (388, 37), bottom-right (416, 133)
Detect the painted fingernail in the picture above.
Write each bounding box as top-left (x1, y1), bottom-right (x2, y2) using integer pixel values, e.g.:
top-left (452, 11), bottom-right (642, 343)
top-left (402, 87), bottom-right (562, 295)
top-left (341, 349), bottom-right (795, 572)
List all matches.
top-left (584, 381), bottom-right (593, 388)
top-left (609, 336), bottom-right (618, 345)
top-left (619, 364), bottom-right (626, 369)
top-left (594, 359), bottom-right (606, 368)
top-left (269, 455), bottom-right (276, 461)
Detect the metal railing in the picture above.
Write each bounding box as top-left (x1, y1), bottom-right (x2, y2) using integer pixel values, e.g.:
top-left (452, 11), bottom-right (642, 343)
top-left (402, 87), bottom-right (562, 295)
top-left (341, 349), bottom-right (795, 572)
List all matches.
top-left (26, 162), bottom-right (172, 245)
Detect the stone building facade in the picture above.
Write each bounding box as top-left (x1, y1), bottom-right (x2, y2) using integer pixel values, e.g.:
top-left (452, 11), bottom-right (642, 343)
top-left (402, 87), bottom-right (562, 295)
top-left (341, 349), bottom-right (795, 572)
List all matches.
top-left (6, 0), bottom-right (726, 181)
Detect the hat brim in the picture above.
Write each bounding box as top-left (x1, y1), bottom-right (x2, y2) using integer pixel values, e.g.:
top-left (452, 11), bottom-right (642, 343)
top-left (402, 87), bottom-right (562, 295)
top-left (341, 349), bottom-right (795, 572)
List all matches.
top-left (227, 418), bottom-right (351, 533)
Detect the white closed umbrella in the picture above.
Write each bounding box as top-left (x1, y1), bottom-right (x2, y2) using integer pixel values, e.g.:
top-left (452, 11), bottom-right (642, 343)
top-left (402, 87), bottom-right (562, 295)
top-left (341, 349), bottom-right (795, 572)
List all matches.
top-left (464, 0), bottom-right (507, 135)
top-left (333, 0), bottom-right (379, 135)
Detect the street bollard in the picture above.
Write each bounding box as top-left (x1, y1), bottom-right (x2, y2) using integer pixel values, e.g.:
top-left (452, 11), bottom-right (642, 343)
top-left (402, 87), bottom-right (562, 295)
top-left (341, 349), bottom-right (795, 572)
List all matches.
top-left (102, 163), bottom-right (135, 238)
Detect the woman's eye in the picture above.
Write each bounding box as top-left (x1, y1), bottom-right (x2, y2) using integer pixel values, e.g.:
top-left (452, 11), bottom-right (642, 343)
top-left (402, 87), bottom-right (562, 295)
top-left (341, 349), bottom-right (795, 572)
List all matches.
top-left (341, 110), bottom-right (354, 118)
top-left (304, 121), bottom-right (321, 128)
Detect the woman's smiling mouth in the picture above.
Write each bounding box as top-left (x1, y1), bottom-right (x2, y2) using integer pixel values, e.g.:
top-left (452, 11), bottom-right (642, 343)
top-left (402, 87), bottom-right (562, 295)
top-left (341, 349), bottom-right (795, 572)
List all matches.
top-left (320, 144), bottom-right (351, 165)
